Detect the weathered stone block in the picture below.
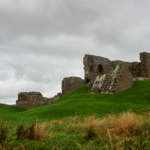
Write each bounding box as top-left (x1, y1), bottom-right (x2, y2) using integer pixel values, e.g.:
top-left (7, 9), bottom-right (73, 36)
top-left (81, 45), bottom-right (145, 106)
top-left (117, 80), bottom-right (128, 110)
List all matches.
top-left (83, 54), bottom-right (113, 86)
top-left (16, 92), bottom-right (51, 109)
top-left (140, 52), bottom-right (150, 77)
top-left (92, 64), bottom-right (133, 93)
top-left (113, 65), bottom-right (133, 93)
top-left (62, 77), bottom-right (85, 94)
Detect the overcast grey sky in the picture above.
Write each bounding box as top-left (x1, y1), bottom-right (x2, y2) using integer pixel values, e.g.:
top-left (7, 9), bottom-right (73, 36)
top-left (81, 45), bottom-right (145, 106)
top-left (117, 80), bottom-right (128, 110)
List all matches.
top-left (0, 0), bottom-right (150, 104)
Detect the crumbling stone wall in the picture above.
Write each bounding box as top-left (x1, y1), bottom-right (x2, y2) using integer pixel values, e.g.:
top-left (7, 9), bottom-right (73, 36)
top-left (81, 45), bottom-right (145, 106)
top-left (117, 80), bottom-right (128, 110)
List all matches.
top-left (16, 92), bottom-right (61, 109)
top-left (92, 65), bottom-right (133, 93)
top-left (16, 92), bottom-right (50, 109)
top-left (16, 51), bottom-right (150, 109)
top-left (62, 77), bottom-right (85, 94)
top-left (140, 52), bottom-right (150, 77)
top-left (112, 61), bottom-right (140, 77)
top-left (128, 62), bottom-right (141, 77)
top-left (84, 52), bottom-right (150, 94)
top-left (83, 54), bottom-right (113, 86)
top-left (115, 65), bottom-right (134, 92)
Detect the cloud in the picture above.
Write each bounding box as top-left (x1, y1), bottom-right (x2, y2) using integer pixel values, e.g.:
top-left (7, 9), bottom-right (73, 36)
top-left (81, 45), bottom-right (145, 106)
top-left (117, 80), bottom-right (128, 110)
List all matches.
top-left (0, 0), bottom-right (150, 104)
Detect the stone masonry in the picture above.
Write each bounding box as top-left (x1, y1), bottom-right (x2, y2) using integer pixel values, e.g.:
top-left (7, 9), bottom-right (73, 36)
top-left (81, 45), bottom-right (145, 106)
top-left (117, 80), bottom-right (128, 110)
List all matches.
top-left (83, 54), bottom-right (113, 86)
top-left (62, 77), bottom-right (85, 94)
top-left (16, 92), bottom-right (61, 109)
top-left (84, 51), bottom-right (150, 94)
top-left (140, 52), bottom-right (150, 77)
top-left (16, 51), bottom-right (150, 109)
top-left (92, 65), bottom-right (133, 93)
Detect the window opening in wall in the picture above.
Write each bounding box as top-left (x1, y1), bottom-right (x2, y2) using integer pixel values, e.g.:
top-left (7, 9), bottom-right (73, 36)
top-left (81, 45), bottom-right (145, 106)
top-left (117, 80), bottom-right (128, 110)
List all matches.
top-left (85, 77), bottom-right (90, 83)
top-left (98, 64), bottom-right (103, 73)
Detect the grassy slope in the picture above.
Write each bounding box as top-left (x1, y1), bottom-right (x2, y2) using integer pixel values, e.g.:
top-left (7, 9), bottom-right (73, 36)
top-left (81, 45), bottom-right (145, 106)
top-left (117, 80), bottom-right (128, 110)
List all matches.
top-left (1, 80), bottom-right (150, 124)
top-left (0, 105), bottom-right (24, 122)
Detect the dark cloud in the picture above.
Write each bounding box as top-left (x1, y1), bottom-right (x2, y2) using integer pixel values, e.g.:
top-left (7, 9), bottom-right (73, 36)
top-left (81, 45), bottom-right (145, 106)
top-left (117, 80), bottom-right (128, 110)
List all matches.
top-left (0, 0), bottom-right (150, 104)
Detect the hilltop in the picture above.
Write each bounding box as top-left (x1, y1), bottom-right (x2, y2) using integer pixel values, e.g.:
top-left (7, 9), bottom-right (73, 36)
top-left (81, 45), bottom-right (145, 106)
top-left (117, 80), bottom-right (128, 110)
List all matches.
top-left (1, 80), bottom-right (150, 125)
top-left (1, 52), bottom-right (150, 149)
top-left (13, 52), bottom-right (150, 110)
top-left (0, 80), bottom-right (150, 149)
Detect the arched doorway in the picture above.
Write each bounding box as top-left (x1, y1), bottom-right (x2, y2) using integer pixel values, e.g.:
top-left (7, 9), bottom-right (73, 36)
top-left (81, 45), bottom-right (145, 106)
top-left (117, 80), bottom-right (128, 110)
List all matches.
top-left (98, 64), bottom-right (103, 73)
top-left (85, 77), bottom-right (90, 83)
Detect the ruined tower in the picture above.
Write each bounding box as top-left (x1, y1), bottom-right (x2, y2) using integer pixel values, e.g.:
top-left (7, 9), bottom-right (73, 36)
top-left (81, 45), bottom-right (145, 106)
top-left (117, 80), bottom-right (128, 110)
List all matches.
top-left (83, 54), bottom-right (113, 86)
top-left (83, 52), bottom-right (150, 94)
top-left (140, 52), bottom-right (150, 77)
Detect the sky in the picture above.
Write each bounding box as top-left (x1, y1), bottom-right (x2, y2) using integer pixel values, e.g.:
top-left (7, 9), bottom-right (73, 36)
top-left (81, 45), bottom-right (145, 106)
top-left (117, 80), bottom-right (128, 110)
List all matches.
top-left (0, 0), bottom-right (150, 104)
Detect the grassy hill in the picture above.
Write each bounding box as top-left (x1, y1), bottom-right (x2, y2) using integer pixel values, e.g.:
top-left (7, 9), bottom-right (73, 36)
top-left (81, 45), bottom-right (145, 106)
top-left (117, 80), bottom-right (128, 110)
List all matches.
top-left (1, 80), bottom-right (150, 149)
top-left (1, 80), bottom-right (150, 124)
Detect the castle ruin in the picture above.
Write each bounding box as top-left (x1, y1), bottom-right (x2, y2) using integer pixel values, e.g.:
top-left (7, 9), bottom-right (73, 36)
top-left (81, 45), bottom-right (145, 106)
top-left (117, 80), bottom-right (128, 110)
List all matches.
top-left (16, 52), bottom-right (150, 109)
top-left (83, 52), bottom-right (150, 93)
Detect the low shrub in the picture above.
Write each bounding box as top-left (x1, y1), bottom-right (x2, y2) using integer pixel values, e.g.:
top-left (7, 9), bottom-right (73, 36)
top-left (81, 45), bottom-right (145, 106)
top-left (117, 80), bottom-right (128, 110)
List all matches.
top-left (83, 112), bottom-right (146, 139)
top-left (0, 125), bottom-right (8, 143)
top-left (16, 125), bottom-right (26, 140)
top-left (16, 123), bottom-right (47, 141)
top-left (27, 123), bottom-right (47, 140)
top-left (83, 116), bottom-right (99, 140)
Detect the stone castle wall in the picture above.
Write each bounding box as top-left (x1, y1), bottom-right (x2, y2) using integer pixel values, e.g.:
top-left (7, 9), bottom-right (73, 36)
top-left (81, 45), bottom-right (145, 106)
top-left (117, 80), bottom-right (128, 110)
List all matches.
top-left (140, 52), bottom-right (150, 77)
top-left (16, 51), bottom-right (150, 109)
top-left (83, 52), bottom-right (150, 93)
top-left (83, 54), bottom-right (113, 86)
top-left (62, 77), bottom-right (85, 94)
top-left (16, 92), bottom-right (61, 109)
top-left (91, 64), bottom-right (133, 93)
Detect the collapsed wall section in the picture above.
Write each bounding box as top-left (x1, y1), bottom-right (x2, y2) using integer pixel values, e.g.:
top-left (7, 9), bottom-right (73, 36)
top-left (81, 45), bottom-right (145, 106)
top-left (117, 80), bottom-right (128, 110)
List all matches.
top-left (16, 92), bottom-right (51, 109)
top-left (61, 77), bottom-right (85, 94)
top-left (83, 54), bottom-right (113, 86)
top-left (16, 51), bottom-right (150, 109)
top-left (16, 92), bottom-right (61, 109)
top-left (112, 61), bottom-right (140, 78)
top-left (91, 65), bottom-right (133, 93)
top-left (140, 52), bottom-right (150, 77)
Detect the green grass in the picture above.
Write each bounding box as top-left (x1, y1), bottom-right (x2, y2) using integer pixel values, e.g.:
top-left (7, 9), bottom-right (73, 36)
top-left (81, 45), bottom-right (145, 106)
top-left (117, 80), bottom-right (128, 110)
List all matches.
top-left (1, 80), bottom-right (150, 149)
top-left (1, 80), bottom-right (150, 125)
